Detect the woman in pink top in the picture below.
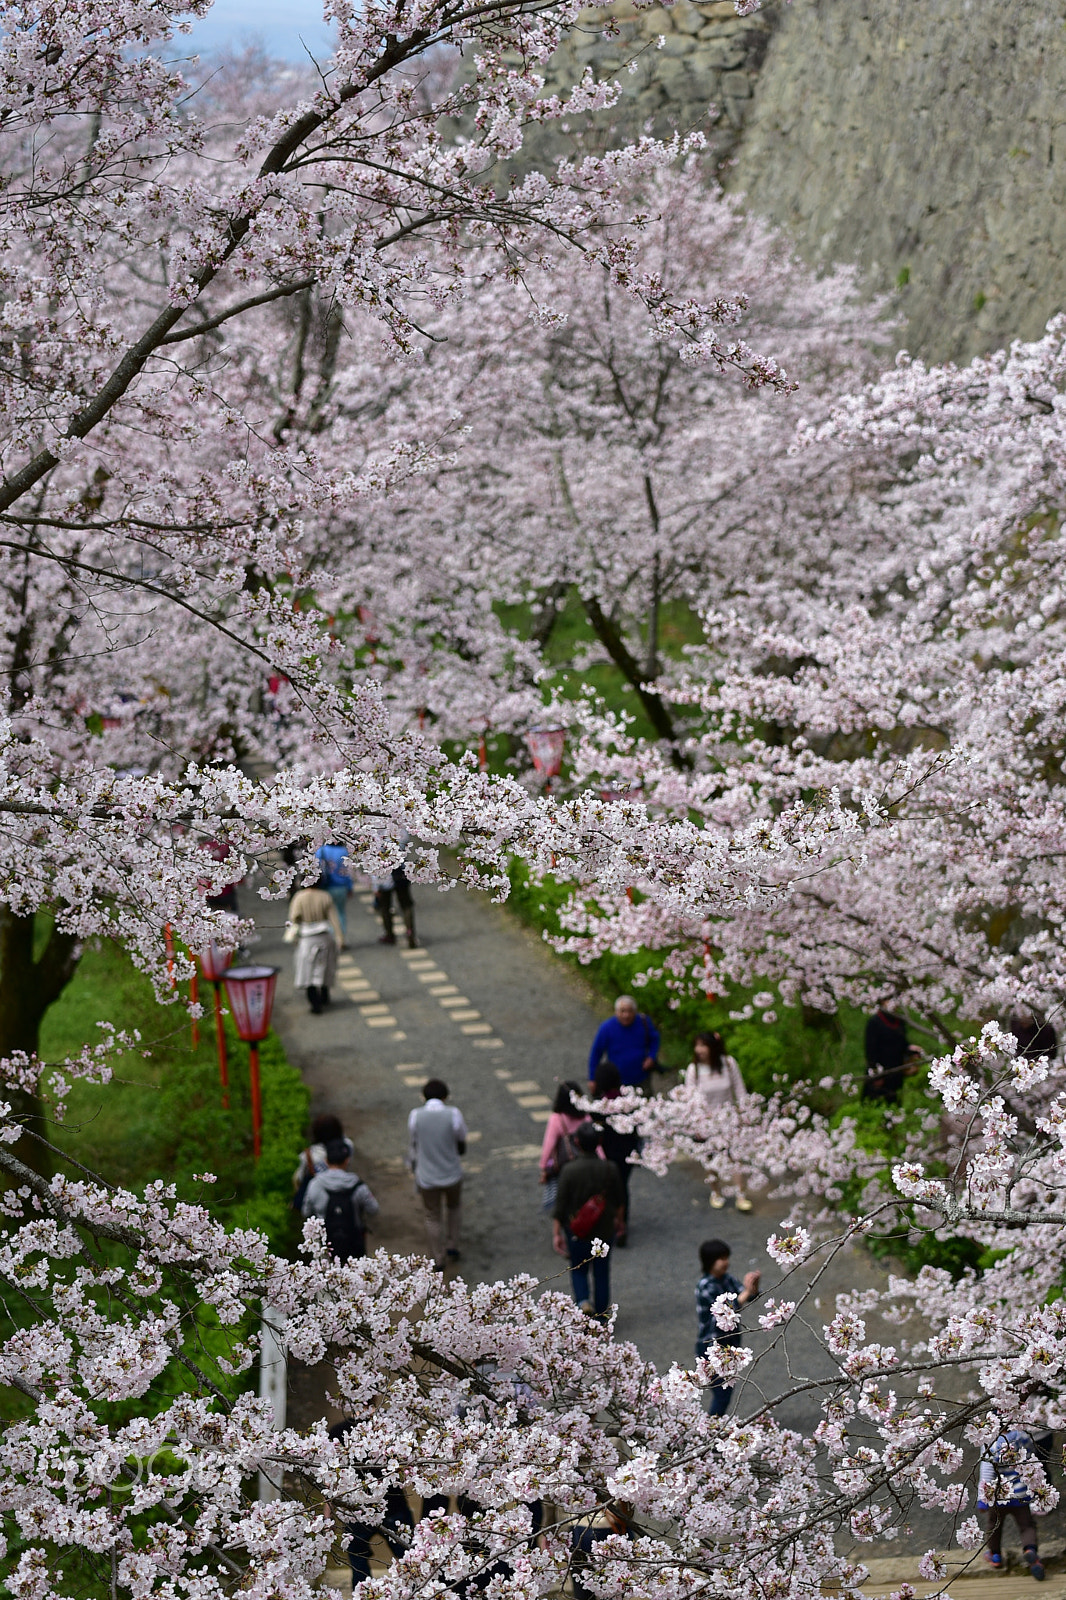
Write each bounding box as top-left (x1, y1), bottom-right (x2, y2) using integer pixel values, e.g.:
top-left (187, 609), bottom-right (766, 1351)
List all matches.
top-left (685, 1031), bottom-right (751, 1212)
top-left (539, 1081), bottom-right (590, 1208)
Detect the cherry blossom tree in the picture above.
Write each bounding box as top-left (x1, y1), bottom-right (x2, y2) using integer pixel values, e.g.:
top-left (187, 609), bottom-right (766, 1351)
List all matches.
top-left (2, 1021), bottom-right (1065, 1600)
top-left (324, 163), bottom-right (891, 754)
top-left (7, 11), bottom-right (1066, 1599)
top-left (0, 0), bottom-right (822, 1167)
top-left (545, 318), bottom-right (1066, 1041)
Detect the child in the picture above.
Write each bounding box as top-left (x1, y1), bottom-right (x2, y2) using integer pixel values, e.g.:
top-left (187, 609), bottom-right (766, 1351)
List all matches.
top-left (978, 1429), bottom-right (1045, 1580)
top-left (695, 1239), bottom-right (760, 1417)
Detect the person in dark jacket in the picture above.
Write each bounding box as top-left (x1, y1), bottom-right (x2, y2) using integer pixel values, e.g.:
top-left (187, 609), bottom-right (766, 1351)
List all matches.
top-left (591, 1061), bottom-right (641, 1245)
top-left (695, 1238), bottom-right (760, 1417)
top-left (863, 1006), bottom-right (921, 1102)
top-left (1009, 1010), bottom-right (1058, 1063)
top-left (552, 1122), bottom-right (625, 1317)
top-left (570, 1502), bottom-right (634, 1599)
top-left (327, 1420), bottom-right (415, 1586)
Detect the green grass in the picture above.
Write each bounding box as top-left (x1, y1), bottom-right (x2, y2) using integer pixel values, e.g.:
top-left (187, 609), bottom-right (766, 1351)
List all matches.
top-left (39, 937), bottom-right (309, 1250)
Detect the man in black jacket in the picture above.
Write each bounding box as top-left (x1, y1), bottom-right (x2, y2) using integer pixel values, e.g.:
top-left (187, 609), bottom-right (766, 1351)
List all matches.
top-left (863, 1006), bottom-right (921, 1102)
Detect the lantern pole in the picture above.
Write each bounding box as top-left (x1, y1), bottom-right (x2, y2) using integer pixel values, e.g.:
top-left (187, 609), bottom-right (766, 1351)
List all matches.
top-left (213, 982), bottom-right (230, 1108)
top-left (189, 967), bottom-right (200, 1052)
top-left (197, 943), bottom-right (234, 1109)
top-left (222, 966), bottom-right (279, 1163)
top-left (249, 1041), bottom-right (262, 1161)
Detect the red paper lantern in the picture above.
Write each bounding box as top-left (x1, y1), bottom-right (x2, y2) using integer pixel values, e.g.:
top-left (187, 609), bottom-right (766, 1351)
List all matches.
top-left (223, 966), bottom-right (279, 1162)
top-left (526, 726), bottom-right (565, 784)
top-left (197, 941), bottom-right (234, 983)
top-left (223, 966), bottom-right (278, 1043)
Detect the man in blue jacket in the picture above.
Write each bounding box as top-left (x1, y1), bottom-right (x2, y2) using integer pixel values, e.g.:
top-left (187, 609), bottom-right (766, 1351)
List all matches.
top-left (588, 995), bottom-right (660, 1088)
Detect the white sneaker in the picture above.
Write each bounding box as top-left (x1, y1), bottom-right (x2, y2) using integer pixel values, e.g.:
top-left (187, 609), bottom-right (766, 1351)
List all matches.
top-left (735, 1195), bottom-right (753, 1213)
top-left (709, 1191), bottom-right (726, 1209)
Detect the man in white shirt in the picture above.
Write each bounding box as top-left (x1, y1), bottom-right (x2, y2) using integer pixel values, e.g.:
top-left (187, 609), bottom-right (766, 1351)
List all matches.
top-left (407, 1078), bottom-right (467, 1267)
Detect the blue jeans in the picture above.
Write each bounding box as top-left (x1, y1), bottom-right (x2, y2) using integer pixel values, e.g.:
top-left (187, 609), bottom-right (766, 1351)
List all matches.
top-left (328, 883), bottom-right (349, 939)
top-left (567, 1231), bottom-right (613, 1314)
top-left (696, 1340), bottom-right (734, 1416)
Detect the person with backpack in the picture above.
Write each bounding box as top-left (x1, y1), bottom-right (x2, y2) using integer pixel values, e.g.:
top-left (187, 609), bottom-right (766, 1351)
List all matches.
top-left (552, 1121), bottom-right (625, 1318)
top-left (291, 1114), bottom-right (354, 1213)
top-left (587, 995), bottom-right (660, 1090)
top-left (302, 1139), bottom-right (379, 1263)
top-left (538, 1081), bottom-right (592, 1211)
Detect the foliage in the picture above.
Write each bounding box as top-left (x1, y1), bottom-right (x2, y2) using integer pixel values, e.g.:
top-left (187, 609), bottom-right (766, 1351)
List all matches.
top-left (40, 939), bottom-right (308, 1253)
top-left (506, 857), bottom-right (867, 1090)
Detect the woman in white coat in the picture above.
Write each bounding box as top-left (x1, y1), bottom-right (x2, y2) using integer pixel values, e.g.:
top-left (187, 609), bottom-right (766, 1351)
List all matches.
top-left (685, 1031), bottom-right (752, 1212)
top-left (285, 873), bottom-right (343, 1014)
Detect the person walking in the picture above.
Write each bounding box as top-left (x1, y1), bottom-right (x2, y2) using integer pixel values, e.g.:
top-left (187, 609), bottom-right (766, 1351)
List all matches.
top-left (570, 1502), bottom-right (634, 1599)
top-left (371, 831), bottom-right (418, 948)
top-left (590, 1061), bottom-right (640, 1245)
top-left (285, 873), bottom-right (342, 1014)
top-left (552, 1121), bottom-right (625, 1318)
top-left (685, 1032), bottom-right (752, 1212)
top-left (863, 1004), bottom-right (921, 1102)
top-left (588, 995), bottom-right (659, 1090)
top-left (316, 842), bottom-right (353, 945)
top-left (979, 1429), bottom-right (1046, 1579)
top-left (695, 1238), bottom-right (760, 1417)
top-left (408, 1078), bottom-right (467, 1267)
top-left (327, 1420), bottom-right (415, 1587)
top-left (291, 1113), bottom-right (354, 1211)
top-left (539, 1081), bottom-right (592, 1211)
top-left (302, 1139), bottom-right (379, 1262)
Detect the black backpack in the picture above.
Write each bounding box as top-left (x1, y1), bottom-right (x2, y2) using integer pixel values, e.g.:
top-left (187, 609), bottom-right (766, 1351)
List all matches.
top-left (324, 1184), bottom-right (366, 1263)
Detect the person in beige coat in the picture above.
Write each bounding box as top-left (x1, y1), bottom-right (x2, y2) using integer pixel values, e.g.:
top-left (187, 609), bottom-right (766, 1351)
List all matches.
top-left (285, 875), bottom-right (343, 1014)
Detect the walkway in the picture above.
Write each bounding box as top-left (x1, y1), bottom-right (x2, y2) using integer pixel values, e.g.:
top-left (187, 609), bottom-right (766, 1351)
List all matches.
top-left (249, 875), bottom-right (779, 1370)
top-left (246, 873), bottom-right (1061, 1572)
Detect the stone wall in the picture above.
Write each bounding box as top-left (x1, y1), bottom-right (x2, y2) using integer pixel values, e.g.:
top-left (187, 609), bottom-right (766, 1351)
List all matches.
top-left (531, 0), bottom-right (775, 170)
top-left (731, 0), bottom-right (1066, 362)
top-left (542, 0), bottom-right (1066, 362)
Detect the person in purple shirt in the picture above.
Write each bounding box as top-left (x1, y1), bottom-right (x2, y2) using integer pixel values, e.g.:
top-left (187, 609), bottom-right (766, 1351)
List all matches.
top-left (588, 995), bottom-right (660, 1089)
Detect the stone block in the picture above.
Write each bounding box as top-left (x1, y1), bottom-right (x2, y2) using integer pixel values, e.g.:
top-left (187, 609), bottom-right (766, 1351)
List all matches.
top-left (693, 38), bottom-right (748, 67)
top-left (720, 69), bottom-right (752, 96)
top-left (671, 1), bottom-right (707, 34)
top-left (659, 32), bottom-right (696, 55)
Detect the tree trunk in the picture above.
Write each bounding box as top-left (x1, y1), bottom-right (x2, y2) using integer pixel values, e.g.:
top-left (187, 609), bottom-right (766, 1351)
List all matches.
top-left (581, 592), bottom-right (690, 768)
top-left (0, 908), bottom-right (80, 1177)
top-left (645, 549), bottom-right (661, 683)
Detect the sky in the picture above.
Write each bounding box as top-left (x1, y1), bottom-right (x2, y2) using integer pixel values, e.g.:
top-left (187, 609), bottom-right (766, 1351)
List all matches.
top-left (185, 0), bottom-right (334, 62)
